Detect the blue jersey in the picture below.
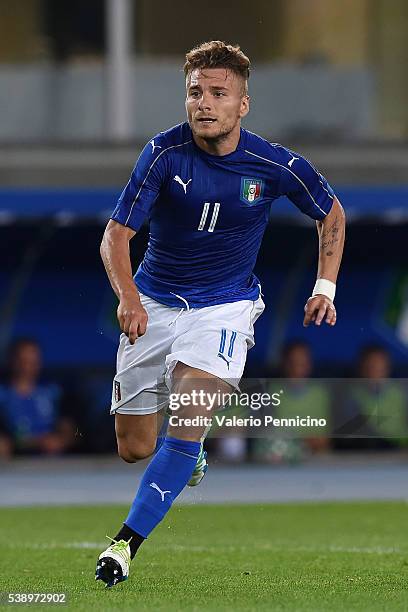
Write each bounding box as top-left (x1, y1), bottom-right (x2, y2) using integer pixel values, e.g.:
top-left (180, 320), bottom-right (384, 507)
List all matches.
top-left (111, 122), bottom-right (335, 308)
top-left (0, 384), bottom-right (61, 439)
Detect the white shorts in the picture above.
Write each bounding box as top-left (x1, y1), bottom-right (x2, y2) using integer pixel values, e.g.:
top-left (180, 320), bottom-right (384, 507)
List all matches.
top-left (110, 293), bottom-right (265, 416)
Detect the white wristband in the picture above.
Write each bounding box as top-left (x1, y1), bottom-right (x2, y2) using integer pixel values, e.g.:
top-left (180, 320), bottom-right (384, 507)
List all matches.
top-left (312, 279), bottom-right (336, 301)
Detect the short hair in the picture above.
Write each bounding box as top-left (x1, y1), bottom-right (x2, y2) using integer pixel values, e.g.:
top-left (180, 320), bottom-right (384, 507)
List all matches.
top-left (281, 340), bottom-right (311, 360)
top-left (358, 343), bottom-right (389, 363)
top-left (184, 41), bottom-right (250, 92)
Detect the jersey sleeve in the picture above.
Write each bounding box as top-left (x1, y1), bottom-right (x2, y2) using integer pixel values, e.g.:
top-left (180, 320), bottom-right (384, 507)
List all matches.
top-left (277, 149), bottom-right (335, 220)
top-left (110, 137), bottom-right (167, 231)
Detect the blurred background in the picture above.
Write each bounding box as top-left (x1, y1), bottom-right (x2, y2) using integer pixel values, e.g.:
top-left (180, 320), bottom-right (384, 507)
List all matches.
top-left (0, 0), bottom-right (407, 470)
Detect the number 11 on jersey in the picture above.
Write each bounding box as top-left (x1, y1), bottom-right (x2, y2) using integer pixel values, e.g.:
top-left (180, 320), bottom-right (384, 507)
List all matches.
top-left (198, 202), bottom-right (220, 232)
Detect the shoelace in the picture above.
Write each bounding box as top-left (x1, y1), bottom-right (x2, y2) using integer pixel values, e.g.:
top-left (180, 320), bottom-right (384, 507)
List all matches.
top-left (105, 536), bottom-right (131, 565)
top-left (193, 448), bottom-right (206, 472)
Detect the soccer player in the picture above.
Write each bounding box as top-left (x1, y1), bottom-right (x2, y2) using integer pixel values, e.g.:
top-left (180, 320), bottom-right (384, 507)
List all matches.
top-left (95, 40), bottom-right (345, 587)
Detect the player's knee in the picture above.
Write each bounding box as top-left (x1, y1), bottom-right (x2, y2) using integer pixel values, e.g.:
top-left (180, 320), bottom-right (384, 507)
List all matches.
top-left (167, 426), bottom-right (202, 443)
top-left (117, 439), bottom-right (156, 463)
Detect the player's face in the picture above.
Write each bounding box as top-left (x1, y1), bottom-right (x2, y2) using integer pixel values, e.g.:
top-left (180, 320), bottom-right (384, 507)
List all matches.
top-left (361, 352), bottom-right (390, 379)
top-left (12, 344), bottom-right (42, 380)
top-left (185, 68), bottom-right (249, 142)
top-left (283, 347), bottom-right (312, 379)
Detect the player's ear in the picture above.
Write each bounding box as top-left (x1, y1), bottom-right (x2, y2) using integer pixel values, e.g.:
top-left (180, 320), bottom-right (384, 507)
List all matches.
top-left (240, 95), bottom-right (250, 118)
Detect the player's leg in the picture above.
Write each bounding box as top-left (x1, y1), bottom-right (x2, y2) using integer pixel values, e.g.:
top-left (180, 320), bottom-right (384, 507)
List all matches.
top-left (95, 411), bottom-right (167, 588)
top-left (97, 372), bottom-right (213, 588)
top-left (96, 295), bottom-right (216, 586)
top-left (115, 411), bottom-right (165, 463)
top-left (115, 363), bottom-right (231, 552)
top-left (164, 295), bottom-right (265, 486)
top-left (96, 366), bottom-right (223, 588)
top-left (114, 384), bottom-right (209, 482)
top-left (96, 294), bottom-right (175, 587)
top-left (168, 361), bottom-right (233, 440)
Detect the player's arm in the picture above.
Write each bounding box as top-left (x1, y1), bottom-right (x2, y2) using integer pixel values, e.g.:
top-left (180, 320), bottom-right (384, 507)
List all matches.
top-left (100, 221), bottom-right (147, 344)
top-left (304, 196), bottom-right (345, 327)
top-left (100, 137), bottom-right (165, 343)
top-left (278, 149), bottom-right (346, 327)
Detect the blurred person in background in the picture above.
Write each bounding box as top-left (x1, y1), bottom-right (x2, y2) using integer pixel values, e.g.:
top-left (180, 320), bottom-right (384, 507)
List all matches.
top-left (0, 338), bottom-right (76, 458)
top-left (339, 344), bottom-right (407, 449)
top-left (253, 341), bottom-right (331, 463)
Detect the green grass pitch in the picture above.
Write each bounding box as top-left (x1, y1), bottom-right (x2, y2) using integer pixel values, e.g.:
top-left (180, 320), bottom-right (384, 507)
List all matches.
top-left (1, 502), bottom-right (407, 611)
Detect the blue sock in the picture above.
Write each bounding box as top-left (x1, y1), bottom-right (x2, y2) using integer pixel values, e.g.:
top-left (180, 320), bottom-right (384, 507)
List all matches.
top-left (154, 435), bottom-right (165, 454)
top-left (153, 415), bottom-right (169, 454)
top-left (125, 437), bottom-right (200, 538)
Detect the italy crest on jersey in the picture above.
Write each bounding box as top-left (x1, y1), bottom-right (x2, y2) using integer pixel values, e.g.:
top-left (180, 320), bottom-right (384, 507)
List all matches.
top-left (240, 177), bottom-right (264, 204)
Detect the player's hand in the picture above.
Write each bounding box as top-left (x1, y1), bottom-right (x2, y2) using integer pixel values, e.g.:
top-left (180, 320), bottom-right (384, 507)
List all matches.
top-left (303, 295), bottom-right (336, 327)
top-left (117, 295), bottom-right (148, 344)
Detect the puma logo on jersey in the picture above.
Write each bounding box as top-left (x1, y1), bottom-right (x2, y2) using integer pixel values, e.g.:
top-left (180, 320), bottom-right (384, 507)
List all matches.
top-left (149, 482), bottom-right (171, 501)
top-left (288, 155), bottom-right (299, 168)
top-left (174, 175), bottom-right (192, 194)
top-left (150, 140), bottom-right (162, 154)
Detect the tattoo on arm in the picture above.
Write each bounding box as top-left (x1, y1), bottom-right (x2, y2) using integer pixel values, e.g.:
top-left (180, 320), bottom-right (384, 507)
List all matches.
top-left (321, 216), bottom-right (339, 257)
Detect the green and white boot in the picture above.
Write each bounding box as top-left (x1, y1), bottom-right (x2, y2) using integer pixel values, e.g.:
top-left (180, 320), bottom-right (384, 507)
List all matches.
top-left (95, 537), bottom-right (131, 588)
top-left (188, 444), bottom-right (208, 487)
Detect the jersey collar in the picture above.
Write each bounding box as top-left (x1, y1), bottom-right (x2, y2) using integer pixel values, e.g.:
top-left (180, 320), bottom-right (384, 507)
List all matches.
top-left (189, 125), bottom-right (248, 161)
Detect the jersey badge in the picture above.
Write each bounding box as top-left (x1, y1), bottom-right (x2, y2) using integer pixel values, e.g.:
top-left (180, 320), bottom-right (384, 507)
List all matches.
top-left (240, 177), bottom-right (264, 204)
